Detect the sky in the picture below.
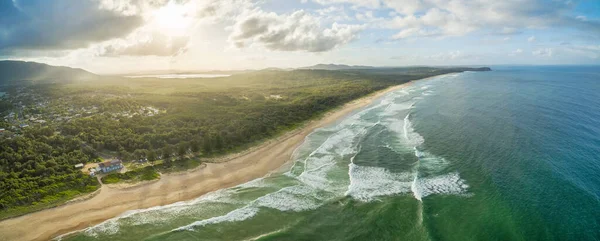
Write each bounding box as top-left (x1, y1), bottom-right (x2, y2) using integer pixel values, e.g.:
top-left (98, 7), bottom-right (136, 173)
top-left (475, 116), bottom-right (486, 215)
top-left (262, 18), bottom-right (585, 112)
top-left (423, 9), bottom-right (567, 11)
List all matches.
top-left (0, 0), bottom-right (599, 74)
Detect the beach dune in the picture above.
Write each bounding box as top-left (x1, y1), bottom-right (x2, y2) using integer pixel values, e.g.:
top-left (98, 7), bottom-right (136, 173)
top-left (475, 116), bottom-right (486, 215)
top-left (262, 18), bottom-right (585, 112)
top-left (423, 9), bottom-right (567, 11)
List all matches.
top-left (0, 82), bottom-right (411, 241)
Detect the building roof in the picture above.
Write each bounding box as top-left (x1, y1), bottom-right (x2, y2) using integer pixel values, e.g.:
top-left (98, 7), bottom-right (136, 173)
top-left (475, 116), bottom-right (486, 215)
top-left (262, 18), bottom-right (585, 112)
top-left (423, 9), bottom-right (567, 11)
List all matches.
top-left (99, 159), bottom-right (123, 168)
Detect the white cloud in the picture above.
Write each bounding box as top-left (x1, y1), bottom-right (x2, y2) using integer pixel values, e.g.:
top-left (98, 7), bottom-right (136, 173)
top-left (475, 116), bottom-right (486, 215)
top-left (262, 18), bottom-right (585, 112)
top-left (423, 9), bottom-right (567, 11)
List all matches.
top-left (508, 48), bottom-right (523, 56)
top-left (356, 11), bottom-right (381, 22)
top-left (316, 6), bottom-right (352, 22)
top-left (532, 48), bottom-right (553, 57)
top-left (229, 9), bottom-right (364, 52)
top-left (423, 50), bottom-right (473, 61)
top-left (391, 28), bottom-right (439, 39)
top-left (310, 0), bottom-right (381, 9)
top-left (562, 45), bottom-right (600, 59)
top-left (100, 31), bottom-right (189, 56)
top-left (75, 0), bottom-right (252, 57)
top-left (528, 36), bottom-right (536, 43)
top-left (311, 0), bottom-right (600, 40)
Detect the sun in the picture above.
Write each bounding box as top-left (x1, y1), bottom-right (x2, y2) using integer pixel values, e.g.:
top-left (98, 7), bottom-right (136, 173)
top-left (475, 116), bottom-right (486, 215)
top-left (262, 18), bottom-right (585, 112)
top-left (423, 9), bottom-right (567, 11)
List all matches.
top-left (152, 2), bottom-right (193, 37)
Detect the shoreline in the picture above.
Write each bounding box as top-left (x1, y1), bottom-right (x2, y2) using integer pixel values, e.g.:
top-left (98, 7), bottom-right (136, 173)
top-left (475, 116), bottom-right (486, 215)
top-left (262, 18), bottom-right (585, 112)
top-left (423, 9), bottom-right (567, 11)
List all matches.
top-left (0, 79), bottom-right (418, 241)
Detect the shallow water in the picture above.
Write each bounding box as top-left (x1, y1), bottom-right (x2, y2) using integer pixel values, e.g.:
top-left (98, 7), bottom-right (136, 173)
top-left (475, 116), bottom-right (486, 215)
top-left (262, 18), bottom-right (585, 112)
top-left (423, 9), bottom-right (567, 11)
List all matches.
top-left (61, 66), bottom-right (600, 241)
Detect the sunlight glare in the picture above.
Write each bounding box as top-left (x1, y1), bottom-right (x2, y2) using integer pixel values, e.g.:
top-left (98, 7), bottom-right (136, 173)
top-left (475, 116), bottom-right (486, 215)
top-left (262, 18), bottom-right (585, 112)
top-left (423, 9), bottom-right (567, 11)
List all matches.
top-left (152, 2), bottom-right (192, 37)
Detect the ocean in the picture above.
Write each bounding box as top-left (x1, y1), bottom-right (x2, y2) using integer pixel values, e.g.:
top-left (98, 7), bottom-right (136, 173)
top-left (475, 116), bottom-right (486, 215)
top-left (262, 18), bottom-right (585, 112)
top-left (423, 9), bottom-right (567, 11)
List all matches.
top-left (61, 66), bottom-right (600, 241)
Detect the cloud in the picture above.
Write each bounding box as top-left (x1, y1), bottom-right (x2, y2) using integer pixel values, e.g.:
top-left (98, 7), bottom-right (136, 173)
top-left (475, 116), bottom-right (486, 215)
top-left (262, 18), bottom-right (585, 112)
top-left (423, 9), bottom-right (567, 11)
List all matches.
top-left (229, 9), bottom-right (364, 52)
top-left (310, 0), bottom-right (381, 9)
top-left (423, 50), bottom-right (473, 61)
top-left (561, 45), bottom-right (600, 59)
top-left (317, 6), bottom-right (352, 22)
top-left (532, 48), bottom-right (553, 57)
top-left (0, 0), bottom-right (144, 51)
top-left (391, 28), bottom-right (439, 39)
top-left (390, 50), bottom-right (479, 63)
top-left (528, 36), bottom-right (536, 43)
top-left (194, 0), bottom-right (253, 22)
top-left (509, 48), bottom-right (523, 56)
top-left (311, 0), bottom-right (600, 40)
top-left (101, 32), bottom-right (189, 56)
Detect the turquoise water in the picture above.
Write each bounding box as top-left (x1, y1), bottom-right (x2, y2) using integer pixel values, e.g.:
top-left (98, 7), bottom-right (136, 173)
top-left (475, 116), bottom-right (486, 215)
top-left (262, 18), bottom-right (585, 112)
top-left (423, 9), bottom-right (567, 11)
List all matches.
top-left (61, 66), bottom-right (600, 241)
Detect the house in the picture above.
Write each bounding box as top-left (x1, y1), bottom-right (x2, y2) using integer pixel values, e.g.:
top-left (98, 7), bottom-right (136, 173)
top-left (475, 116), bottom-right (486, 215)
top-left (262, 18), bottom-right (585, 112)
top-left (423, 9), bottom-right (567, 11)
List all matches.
top-left (88, 167), bottom-right (97, 176)
top-left (98, 159), bottom-right (123, 173)
top-left (19, 124), bottom-right (29, 128)
top-left (74, 163), bottom-right (84, 169)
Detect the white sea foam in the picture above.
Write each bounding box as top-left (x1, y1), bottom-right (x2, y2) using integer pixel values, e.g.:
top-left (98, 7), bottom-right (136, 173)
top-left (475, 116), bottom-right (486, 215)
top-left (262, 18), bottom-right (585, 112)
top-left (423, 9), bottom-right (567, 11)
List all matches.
top-left (172, 185), bottom-right (331, 232)
top-left (416, 151), bottom-right (451, 174)
top-left (83, 216), bottom-right (121, 237)
top-left (397, 112), bottom-right (469, 201)
top-left (235, 177), bottom-right (269, 189)
top-left (298, 163), bottom-right (337, 191)
top-left (173, 206), bottom-right (260, 231)
top-left (403, 114), bottom-right (425, 146)
top-left (422, 90), bottom-right (435, 96)
top-left (312, 128), bottom-right (361, 157)
top-left (380, 101), bottom-right (415, 117)
top-left (414, 148), bottom-right (425, 158)
top-left (345, 163), bottom-right (413, 202)
top-left (411, 174), bottom-right (423, 201)
top-left (412, 173), bottom-right (468, 199)
top-left (255, 185), bottom-right (323, 211)
top-left (81, 188), bottom-right (241, 236)
top-left (296, 119), bottom-right (375, 193)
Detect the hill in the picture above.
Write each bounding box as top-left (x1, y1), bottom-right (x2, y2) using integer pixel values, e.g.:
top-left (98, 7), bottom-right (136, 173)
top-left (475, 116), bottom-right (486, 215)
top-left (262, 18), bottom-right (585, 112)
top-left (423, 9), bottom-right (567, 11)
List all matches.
top-left (0, 60), bottom-right (100, 85)
top-left (298, 64), bottom-right (375, 70)
top-left (299, 64), bottom-right (492, 72)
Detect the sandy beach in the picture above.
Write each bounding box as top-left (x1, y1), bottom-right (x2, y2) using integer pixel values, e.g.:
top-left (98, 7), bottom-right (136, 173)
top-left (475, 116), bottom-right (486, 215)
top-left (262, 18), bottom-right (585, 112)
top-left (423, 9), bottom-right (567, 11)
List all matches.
top-left (0, 81), bottom-right (413, 241)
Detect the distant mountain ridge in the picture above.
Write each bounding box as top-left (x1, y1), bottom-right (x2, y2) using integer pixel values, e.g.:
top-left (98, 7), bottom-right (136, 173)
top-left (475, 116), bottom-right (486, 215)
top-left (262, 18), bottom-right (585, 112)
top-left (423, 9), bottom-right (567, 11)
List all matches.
top-left (298, 64), bottom-right (375, 70)
top-left (0, 60), bottom-right (99, 85)
top-left (299, 64), bottom-right (493, 72)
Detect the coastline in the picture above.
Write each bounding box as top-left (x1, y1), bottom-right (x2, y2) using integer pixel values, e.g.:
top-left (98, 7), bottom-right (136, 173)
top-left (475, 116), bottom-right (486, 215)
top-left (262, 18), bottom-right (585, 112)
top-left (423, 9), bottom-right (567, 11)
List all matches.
top-left (0, 80), bottom-right (417, 241)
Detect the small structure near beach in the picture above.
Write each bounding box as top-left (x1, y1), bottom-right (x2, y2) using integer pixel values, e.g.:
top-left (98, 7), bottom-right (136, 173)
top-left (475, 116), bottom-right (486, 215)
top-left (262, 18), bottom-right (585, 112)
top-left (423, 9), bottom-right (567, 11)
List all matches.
top-left (98, 159), bottom-right (123, 173)
top-left (88, 167), bottom-right (98, 177)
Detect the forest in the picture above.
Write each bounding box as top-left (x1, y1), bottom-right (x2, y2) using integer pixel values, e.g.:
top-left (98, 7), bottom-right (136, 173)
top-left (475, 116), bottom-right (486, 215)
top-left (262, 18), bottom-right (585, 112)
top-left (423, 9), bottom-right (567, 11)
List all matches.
top-left (0, 67), bottom-right (489, 219)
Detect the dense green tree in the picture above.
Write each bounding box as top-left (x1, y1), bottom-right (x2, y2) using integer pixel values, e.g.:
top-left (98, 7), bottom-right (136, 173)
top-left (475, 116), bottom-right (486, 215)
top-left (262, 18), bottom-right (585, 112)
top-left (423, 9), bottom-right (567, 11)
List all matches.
top-left (133, 149), bottom-right (147, 161)
top-left (190, 140), bottom-right (200, 154)
top-left (147, 150), bottom-right (157, 165)
top-left (177, 143), bottom-right (187, 161)
top-left (0, 126), bottom-right (99, 212)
